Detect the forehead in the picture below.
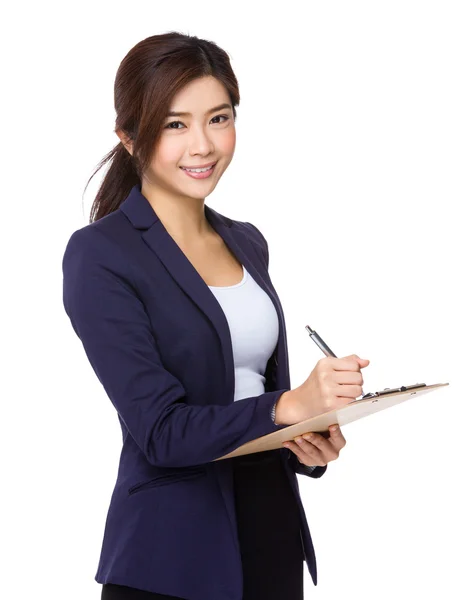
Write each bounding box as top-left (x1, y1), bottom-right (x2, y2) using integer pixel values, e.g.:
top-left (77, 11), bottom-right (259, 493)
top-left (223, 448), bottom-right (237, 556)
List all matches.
top-left (168, 76), bottom-right (231, 115)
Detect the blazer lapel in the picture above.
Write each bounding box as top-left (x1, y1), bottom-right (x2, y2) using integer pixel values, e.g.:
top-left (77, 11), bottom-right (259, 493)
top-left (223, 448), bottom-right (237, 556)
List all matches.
top-left (120, 184), bottom-right (290, 402)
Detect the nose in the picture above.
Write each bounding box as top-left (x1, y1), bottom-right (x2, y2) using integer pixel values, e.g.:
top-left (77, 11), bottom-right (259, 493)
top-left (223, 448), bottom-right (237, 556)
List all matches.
top-left (188, 123), bottom-right (214, 156)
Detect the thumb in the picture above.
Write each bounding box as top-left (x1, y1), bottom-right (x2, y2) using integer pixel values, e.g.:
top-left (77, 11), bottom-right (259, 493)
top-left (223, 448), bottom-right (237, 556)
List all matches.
top-left (346, 353), bottom-right (370, 364)
top-left (343, 354), bottom-right (371, 367)
top-left (357, 357), bottom-right (370, 367)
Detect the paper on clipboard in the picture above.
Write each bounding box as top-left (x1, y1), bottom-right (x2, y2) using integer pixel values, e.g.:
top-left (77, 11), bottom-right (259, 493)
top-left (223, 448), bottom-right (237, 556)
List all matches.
top-left (213, 382), bottom-right (449, 461)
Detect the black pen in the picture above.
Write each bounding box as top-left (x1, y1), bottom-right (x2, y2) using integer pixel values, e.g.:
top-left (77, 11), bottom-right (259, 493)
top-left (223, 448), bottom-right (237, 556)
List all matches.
top-left (305, 325), bottom-right (366, 399)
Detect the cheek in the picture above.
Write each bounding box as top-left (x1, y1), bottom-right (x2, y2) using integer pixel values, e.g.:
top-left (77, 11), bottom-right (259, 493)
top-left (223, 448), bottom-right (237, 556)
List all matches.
top-left (218, 129), bottom-right (236, 156)
top-left (152, 139), bottom-right (183, 169)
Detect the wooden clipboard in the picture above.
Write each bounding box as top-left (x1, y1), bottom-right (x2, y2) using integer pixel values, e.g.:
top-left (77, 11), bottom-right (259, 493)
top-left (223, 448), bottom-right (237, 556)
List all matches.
top-left (213, 382), bottom-right (449, 461)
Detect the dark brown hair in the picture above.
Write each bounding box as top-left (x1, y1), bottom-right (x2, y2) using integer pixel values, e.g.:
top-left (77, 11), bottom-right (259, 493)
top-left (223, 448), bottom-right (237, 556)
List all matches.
top-left (84, 31), bottom-right (240, 223)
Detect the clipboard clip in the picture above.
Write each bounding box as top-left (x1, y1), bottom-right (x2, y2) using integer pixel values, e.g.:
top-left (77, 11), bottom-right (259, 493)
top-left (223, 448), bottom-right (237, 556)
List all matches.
top-left (360, 383), bottom-right (427, 400)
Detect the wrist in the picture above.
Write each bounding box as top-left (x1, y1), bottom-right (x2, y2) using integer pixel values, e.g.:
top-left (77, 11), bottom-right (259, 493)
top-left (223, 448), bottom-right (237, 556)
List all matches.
top-left (273, 389), bottom-right (300, 425)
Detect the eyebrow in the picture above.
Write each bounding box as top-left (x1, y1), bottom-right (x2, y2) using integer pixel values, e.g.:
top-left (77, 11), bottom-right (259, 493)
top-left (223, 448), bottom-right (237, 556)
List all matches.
top-left (166, 103), bottom-right (232, 118)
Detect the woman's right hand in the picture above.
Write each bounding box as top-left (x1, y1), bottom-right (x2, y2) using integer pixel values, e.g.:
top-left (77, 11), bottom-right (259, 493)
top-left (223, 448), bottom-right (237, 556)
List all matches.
top-left (277, 354), bottom-right (370, 425)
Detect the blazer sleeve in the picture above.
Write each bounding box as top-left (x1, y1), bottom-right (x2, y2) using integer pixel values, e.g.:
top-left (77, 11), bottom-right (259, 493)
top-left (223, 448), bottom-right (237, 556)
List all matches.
top-left (246, 221), bottom-right (328, 480)
top-left (62, 228), bottom-right (291, 469)
top-left (289, 458), bottom-right (328, 478)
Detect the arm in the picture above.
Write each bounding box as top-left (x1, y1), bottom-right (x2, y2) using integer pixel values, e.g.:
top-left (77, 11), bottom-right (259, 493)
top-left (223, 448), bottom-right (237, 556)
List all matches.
top-left (62, 228), bottom-right (291, 469)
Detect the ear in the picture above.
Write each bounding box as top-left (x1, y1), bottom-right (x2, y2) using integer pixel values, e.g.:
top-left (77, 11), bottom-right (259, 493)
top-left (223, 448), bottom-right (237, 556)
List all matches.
top-left (115, 129), bottom-right (134, 156)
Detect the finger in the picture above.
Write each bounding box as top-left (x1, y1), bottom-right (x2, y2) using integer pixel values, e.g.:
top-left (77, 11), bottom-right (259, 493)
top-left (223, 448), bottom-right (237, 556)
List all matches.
top-left (342, 354), bottom-right (370, 368)
top-left (300, 432), bottom-right (339, 462)
top-left (328, 424), bottom-right (347, 451)
top-left (294, 436), bottom-right (328, 465)
top-left (283, 439), bottom-right (325, 467)
top-left (334, 371), bottom-right (364, 386)
top-left (332, 383), bottom-right (363, 399)
top-left (326, 357), bottom-right (363, 372)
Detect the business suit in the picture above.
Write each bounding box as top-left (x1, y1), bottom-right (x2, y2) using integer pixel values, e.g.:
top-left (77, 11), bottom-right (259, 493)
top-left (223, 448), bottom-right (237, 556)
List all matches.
top-left (62, 183), bottom-right (328, 600)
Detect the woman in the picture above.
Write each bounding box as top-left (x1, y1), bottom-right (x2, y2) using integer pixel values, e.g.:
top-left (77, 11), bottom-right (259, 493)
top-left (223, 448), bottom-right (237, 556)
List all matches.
top-left (62, 32), bottom-right (369, 600)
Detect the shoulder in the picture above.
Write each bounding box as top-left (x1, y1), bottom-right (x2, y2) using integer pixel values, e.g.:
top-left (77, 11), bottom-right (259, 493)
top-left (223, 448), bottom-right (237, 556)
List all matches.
top-left (209, 206), bottom-right (268, 253)
top-left (62, 213), bottom-right (144, 323)
top-left (61, 212), bottom-right (143, 298)
top-left (62, 210), bottom-right (134, 266)
top-left (211, 207), bottom-right (269, 268)
top-left (236, 219), bottom-right (269, 266)
top-left (241, 221), bottom-right (268, 253)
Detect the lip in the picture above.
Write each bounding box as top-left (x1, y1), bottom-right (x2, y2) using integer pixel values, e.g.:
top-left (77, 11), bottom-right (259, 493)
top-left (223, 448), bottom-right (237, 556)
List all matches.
top-left (180, 161), bottom-right (217, 169)
top-left (180, 163), bottom-right (216, 180)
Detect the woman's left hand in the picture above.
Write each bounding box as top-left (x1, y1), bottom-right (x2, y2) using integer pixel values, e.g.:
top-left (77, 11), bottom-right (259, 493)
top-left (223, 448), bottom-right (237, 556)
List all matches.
top-left (282, 423), bottom-right (346, 467)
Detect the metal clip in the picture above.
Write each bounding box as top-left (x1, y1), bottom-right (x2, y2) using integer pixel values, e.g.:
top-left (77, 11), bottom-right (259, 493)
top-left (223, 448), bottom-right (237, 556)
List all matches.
top-left (361, 383), bottom-right (426, 400)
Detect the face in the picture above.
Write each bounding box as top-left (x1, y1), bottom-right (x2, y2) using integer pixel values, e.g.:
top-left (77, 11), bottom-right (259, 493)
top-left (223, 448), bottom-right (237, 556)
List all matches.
top-left (120, 76), bottom-right (236, 204)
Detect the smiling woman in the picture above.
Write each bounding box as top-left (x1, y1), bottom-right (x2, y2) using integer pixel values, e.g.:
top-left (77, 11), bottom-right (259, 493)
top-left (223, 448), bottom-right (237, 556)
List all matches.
top-left (65, 31), bottom-right (322, 600)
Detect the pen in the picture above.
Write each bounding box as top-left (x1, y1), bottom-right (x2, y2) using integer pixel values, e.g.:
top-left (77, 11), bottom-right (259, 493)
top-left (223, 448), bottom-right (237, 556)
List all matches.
top-left (305, 325), bottom-right (365, 399)
top-left (305, 325), bottom-right (337, 358)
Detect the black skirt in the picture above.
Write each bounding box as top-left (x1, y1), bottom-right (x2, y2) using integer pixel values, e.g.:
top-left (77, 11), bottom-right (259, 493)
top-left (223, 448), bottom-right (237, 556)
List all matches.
top-left (232, 449), bottom-right (304, 600)
top-left (101, 449), bottom-right (304, 600)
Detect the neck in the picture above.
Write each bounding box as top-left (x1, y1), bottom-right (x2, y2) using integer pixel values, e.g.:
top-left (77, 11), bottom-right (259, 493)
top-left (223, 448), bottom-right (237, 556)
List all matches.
top-left (141, 181), bottom-right (214, 244)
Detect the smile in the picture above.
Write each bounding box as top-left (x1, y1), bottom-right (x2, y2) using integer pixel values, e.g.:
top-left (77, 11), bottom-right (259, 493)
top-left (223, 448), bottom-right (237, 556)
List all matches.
top-left (180, 163), bottom-right (216, 179)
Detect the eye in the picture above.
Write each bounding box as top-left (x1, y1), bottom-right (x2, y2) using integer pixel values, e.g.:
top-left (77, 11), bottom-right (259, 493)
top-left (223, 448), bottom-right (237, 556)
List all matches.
top-left (211, 114), bottom-right (230, 125)
top-left (164, 114), bottom-right (230, 129)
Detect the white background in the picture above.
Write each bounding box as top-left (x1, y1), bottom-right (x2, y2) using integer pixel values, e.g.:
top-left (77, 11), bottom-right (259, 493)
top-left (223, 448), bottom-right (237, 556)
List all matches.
top-left (2, 1), bottom-right (458, 599)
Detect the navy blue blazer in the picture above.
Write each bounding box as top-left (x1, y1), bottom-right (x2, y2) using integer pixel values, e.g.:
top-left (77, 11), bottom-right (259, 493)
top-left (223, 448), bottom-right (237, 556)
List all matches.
top-left (62, 183), bottom-right (327, 600)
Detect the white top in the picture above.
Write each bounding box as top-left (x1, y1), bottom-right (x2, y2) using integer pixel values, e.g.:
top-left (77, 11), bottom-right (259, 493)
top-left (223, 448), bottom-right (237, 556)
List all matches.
top-left (208, 265), bottom-right (318, 473)
top-left (208, 265), bottom-right (279, 402)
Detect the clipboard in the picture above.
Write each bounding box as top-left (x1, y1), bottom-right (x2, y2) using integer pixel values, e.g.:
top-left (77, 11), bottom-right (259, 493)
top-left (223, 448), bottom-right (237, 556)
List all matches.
top-left (213, 382), bottom-right (449, 461)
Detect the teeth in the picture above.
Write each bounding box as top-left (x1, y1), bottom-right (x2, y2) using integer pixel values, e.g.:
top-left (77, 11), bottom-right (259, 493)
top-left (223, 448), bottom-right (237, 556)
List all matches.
top-left (183, 165), bottom-right (213, 173)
